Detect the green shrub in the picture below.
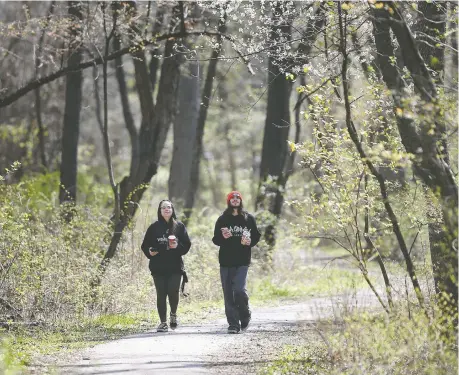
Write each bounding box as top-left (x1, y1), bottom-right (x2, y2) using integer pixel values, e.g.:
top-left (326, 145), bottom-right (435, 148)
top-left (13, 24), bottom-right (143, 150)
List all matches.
top-left (325, 306), bottom-right (457, 375)
top-left (0, 337), bottom-right (25, 375)
top-left (262, 306), bottom-right (457, 375)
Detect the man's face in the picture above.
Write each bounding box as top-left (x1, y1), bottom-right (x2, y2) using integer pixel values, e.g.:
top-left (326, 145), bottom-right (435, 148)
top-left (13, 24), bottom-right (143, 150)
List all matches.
top-left (229, 193), bottom-right (241, 208)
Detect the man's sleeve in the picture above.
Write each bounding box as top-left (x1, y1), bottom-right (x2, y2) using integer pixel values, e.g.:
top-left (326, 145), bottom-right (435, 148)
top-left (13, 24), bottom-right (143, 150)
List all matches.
top-left (212, 217), bottom-right (224, 246)
top-left (249, 215), bottom-right (261, 247)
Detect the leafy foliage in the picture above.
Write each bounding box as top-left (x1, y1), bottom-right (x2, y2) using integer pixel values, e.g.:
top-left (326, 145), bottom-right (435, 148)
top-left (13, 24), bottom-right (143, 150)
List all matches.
top-left (261, 307), bottom-right (457, 375)
top-left (0, 1), bottom-right (457, 373)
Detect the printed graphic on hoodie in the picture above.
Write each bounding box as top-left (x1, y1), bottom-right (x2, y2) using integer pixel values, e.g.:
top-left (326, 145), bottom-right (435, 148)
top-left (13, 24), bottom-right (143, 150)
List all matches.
top-left (156, 235), bottom-right (168, 246)
top-left (227, 226), bottom-right (251, 237)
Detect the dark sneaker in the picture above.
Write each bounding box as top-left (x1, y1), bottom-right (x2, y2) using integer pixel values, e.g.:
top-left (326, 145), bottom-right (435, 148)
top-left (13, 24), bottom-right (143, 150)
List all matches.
top-left (170, 313), bottom-right (178, 330)
top-left (241, 315), bottom-right (251, 332)
top-left (227, 326), bottom-right (240, 334)
top-left (157, 322), bottom-right (168, 332)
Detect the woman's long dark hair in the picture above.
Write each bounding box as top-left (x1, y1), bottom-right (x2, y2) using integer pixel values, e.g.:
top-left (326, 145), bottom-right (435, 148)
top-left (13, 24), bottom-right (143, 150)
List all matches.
top-left (157, 199), bottom-right (178, 234)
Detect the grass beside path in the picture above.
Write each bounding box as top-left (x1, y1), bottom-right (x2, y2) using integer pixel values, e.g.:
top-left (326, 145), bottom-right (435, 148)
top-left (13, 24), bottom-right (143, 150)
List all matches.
top-left (1, 299), bottom-right (223, 374)
top-left (0, 264), bottom-right (370, 374)
top-left (259, 307), bottom-right (458, 375)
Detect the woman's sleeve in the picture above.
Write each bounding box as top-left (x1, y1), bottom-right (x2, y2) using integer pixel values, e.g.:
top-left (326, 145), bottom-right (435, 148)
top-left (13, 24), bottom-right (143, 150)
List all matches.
top-left (141, 225), bottom-right (157, 259)
top-left (177, 223), bottom-right (191, 255)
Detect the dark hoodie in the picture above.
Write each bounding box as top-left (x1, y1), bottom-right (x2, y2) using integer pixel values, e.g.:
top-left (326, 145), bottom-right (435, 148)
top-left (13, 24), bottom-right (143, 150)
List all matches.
top-left (141, 219), bottom-right (191, 275)
top-left (212, 212), bottom-right (261, 267)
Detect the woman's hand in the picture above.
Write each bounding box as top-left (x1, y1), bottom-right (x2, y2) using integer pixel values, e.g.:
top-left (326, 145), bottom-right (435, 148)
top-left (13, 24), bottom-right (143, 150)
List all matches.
top-left (149, 248), bottom-right (159, 256)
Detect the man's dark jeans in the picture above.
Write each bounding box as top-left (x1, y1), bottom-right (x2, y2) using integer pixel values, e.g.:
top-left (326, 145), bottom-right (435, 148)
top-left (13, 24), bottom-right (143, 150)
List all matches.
top-left (220, 266), bottom-right (250, 329)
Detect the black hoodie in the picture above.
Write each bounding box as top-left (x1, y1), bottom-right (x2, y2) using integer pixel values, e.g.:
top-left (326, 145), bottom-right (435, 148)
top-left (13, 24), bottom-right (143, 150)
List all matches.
top-left (212, 212), bottom-right (261, 267)
top-left (141, 220), bottom-right (191, 275)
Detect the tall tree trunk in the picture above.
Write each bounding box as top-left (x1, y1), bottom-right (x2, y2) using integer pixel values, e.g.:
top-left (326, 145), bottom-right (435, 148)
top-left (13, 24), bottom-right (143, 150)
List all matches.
top-left (372, 3), bottom-right (458, 310)
top-left (203, 148), bottom-right (221, 209)
top-left (34, 1), bottom-right (55, 172)
top-left (113, 33), bottom-right (139, 179)
top-left (219, 76), bottom-right (237, 190)
top-left (168, 58), bottom-right (200, 206)
top-left (98, 3), bottom-right (119, 221)
top-left (389, 4), bottom-right (457, 309)
top-left (415, 1), bottom-right (447, 83)
top-left (183, 9), bottom-right (227, 224)
top-left (351, 28), bottom-right (406, 187)
top-left (257, 2), bottom-right (325, 247)
top-left (251, 131), bottom-right (259, 204)
top-left (415, 2), bottom-right (456, 305)
top-left (285, 75), bottom-right (304, 184)
top-left (223, 121), bottom-right (237, 191)
top-left (59, 1), bottom-right (84, 206)
top-left (256, 2), bottom-right (293, 247)
top-left (101, 4), bottom-right (182, 267)
top-left (149, 5), bottom-right (164, 93)
top-left (338, 4), bottom-right (424, 311)
top-left (450, 2), bottom-right (458, 78)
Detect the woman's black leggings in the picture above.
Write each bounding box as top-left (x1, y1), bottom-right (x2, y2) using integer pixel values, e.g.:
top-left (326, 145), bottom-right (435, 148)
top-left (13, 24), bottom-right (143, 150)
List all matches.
top-left (152, 273), bottom-right (182, 323)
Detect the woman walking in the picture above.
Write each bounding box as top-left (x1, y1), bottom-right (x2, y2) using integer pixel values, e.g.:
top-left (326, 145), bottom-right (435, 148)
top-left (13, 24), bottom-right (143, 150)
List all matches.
top-left (141, 199), bottom-right (191, 332)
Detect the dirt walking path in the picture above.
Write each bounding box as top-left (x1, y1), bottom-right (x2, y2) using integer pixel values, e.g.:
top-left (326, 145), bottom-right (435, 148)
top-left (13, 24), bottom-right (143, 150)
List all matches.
top-left (51, 291), bottom-right (378, 375)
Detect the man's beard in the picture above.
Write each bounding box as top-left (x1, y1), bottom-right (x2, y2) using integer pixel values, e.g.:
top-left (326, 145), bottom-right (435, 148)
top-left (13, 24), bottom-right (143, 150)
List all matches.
top-left (230, 203), bottom-right (241, 210)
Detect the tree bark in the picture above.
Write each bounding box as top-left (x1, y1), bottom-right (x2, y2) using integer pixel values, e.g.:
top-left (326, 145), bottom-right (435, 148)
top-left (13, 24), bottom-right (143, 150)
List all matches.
top-left (223, 121), bottom-right (237, 191)
top-left (168, 58), bottom-right (200, 206)
top-left (0, 29), bottom-right (226, 109)
top-left (113, 33), bottom-right (139, 179)
top-left (257, 2), bottom-right (325, 246)
top-left (415, 2), bottom-right (457, 306)
top-left (219, 76), bottom-right (237, 190)
top-left (149, 5), bottom-right (165, 93)
top-left (339, 4), bottom-right (426, 310)
top-left (256, 2), bottom-right (293, 247)
top-left (183, 9), bottom-right (227, 224)
top-left (99, 3), bottom-right (119, 220)
top-left (101, 4), bottom-right (182, 266)
top-left (372, 3), bottom-right (458, 308)
top-left (450, 2), bottom-right (458, 74)
top-left (351, 28), bottom-right (406, 186)
top-left (203, 149), bottom-right (222, 209)
top-left (59, 1), bottom-right (84, 206)
top-left (34, 1), bottom-right (55, 172)
top-left (415, 1), bottom-right (447, 82)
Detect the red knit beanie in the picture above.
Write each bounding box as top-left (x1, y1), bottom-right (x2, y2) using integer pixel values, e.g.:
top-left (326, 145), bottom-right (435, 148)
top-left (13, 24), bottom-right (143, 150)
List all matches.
top-left (226, 191), bottom-right (242, 204)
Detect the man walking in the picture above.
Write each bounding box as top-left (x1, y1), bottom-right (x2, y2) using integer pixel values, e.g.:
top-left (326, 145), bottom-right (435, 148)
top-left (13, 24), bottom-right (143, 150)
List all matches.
top-left (212, 191), bottom-right (261, 333)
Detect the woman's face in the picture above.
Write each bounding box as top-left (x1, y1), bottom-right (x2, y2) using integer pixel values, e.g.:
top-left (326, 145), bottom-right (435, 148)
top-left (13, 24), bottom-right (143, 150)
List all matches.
top-left (160, 201), bottom-right (173, 221)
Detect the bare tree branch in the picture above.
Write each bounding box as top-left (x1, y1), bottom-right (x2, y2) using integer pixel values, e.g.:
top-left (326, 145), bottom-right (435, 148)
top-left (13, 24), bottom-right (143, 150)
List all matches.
top-left (0, 29), bottom-right (251, 109)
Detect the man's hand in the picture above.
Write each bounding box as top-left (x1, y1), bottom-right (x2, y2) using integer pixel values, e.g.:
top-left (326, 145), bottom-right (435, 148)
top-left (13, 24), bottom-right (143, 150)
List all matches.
top-left (169, 240), bottom-right (178, 249)
top-left (241, 237), bottom-right (251, 246)
top-left (221, 227), bottom-right (232, 239)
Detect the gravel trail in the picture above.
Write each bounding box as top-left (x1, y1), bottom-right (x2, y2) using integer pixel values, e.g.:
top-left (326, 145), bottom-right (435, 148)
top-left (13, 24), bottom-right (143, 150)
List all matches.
top-left (52, 291), bottom-right (377, 375)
